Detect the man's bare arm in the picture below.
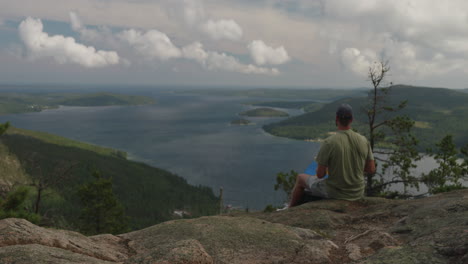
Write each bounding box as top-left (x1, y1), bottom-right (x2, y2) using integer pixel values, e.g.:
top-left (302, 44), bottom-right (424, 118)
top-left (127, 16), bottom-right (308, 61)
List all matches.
top-left (316, 164), bottom-right (327, 179)
top-left (364, 160), bottom-right (376, 174)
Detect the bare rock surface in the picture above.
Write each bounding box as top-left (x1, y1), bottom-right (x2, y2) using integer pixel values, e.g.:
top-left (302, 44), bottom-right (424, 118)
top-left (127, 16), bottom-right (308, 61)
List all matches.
top-left (0, 189), bottom-right (467, 264)
top-left (124, 239), bottom-right (214, 264)
top-left (121, 216), bottom-right (334, 264)
top-left (0, 218), bottom-right (129, 262)
top-left (0, 244), bottom-right (118, 264)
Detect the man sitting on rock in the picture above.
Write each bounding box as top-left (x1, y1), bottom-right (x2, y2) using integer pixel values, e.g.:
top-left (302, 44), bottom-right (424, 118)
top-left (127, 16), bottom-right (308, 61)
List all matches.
top-left (289, 104), bottom-right (376, 207)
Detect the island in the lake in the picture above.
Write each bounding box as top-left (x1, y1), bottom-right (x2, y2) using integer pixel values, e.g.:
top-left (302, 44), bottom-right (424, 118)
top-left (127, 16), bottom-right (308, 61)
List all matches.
top-left (239, 107), bottom-right (289, 117)
top-left (230, 119), bottom-right (253, 125)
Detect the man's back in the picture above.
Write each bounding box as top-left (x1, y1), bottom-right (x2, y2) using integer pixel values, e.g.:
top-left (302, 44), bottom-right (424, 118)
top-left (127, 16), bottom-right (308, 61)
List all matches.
top-left (316, 130), bottom-right (373, 200)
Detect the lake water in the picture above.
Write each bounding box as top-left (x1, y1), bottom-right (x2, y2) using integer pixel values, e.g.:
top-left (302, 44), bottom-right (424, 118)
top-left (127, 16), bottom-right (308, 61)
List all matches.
top-left (0, 89), bottom-right (322, 209)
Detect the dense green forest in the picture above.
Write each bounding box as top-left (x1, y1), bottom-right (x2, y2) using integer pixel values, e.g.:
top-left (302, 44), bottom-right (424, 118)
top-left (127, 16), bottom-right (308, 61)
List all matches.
top-left (0, 92), bottom-right (155, 115)
top-left (264, 85), bottom-right (468, 150)
top-left (0, 127), bottom-right (218, 231)
top-left (240, 108), bottom-right (289, 117)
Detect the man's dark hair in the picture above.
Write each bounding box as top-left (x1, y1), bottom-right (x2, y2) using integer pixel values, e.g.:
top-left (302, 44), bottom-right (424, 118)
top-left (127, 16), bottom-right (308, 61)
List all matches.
top-left (336, 104), bottom-right (353, 126)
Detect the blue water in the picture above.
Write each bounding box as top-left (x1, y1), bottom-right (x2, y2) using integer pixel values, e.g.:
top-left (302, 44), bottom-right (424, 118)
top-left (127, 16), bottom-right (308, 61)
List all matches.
top-left (0, 90), bottom-right (321, 209)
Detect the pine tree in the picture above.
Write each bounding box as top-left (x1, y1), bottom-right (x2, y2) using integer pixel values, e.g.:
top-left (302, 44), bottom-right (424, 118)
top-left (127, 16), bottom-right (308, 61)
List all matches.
top-left (422, 135), bottom-right (468, 194)
top-left (364, 61), bottom-right (421, 196)
top-left (0, 187), bottom-right (41, 224)
top-left (77, 171), bottom-right (129, 235)
top-left (0, 122), bottom-right (9, 136)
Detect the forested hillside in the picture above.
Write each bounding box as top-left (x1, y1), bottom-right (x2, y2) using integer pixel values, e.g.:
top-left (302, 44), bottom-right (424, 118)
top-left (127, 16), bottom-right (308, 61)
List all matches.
top-left (264, 85), bottom-right (468, 150)
top-left (0, 127), bottom-right (218, 230)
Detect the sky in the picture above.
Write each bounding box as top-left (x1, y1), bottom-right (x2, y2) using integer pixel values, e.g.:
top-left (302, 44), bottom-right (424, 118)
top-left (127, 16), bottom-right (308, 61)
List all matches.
top-left (1, 0), bottom-right (468, 88)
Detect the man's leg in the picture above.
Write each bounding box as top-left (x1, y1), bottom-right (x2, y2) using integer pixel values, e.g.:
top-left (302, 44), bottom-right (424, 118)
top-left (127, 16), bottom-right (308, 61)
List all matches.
top-left (289, 173), bottom-right (310, 207)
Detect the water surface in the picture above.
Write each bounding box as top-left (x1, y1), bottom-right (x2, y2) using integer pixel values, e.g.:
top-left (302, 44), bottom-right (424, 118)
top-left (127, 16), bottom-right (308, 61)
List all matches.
top-left (0, 90), bottom-right (320, 209)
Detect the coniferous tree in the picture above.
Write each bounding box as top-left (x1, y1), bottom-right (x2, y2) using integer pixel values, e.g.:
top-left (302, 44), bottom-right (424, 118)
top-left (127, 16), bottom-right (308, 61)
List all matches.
top-left (77, 171), bottom-right (129, 235)
top-left (422, 135), bottom-right (468, 194)
top-left (364, 61), bottom-right (421, 196)
top-left (0, 122), bottom-right (9, 136)
top-left (0, 187), bottom-right (40, 223)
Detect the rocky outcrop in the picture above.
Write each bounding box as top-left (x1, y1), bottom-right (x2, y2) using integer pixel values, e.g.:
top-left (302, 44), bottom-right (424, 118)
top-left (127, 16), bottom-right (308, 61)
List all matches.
top-left (122, 216), bottom-right (335, 264)
top-left (0, 189), bottom-right (467, 264)
top-left (0, 218), bottom-right (130, 263)
top-left (249, 189), bottom-right (468, 263)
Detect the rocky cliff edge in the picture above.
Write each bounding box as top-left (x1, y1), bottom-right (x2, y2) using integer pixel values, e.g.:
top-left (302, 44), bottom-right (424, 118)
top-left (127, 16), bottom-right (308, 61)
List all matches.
top-left (0, 189), bottom-right (467, 264)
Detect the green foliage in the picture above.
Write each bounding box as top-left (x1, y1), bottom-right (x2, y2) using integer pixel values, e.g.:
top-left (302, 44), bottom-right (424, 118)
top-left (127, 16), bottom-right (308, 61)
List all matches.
top-left (77, 171), bottom-right (129, 235)
top-left (265, 123), bottom-right (334, 141)
top-left (6, 126), bottom-right (124, 158)
top-left (274, 170), bottom-right (297, 201)
top-left (0, 187), bottom-right (41, 224)
top-left (363, 62), bottom-right (421, 196)
top-left (422, 135), bottom-right (468, 194)
top-left (0, 122), bottom-right (9, 136)
top-left (429, 184), bottom-right (466, 194)
top-left (370, 115), bottom-right (422, 195)
top-left (263, 204), bottom-right (276, 213)
top-left (2, 186), bottom-right (29, 211)
top-left (112, 150), bottom-right (127, 159)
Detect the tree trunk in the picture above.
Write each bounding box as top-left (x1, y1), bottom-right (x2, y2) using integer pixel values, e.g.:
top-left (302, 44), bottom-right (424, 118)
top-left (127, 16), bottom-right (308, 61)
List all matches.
top-left (34, 187), bottom-right (42, 214)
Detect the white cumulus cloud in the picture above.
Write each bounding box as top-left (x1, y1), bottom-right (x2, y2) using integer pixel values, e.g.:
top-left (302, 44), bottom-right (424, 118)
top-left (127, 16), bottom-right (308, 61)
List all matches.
top-left (341, 48), bottom-right (378, 77)
top-left (322, 0), bottom-right (468, 81)
top-left (248, 40), bottom-right (290, 65)
top-left (182, 42), bottom-right (208, 63)
top-left (200, 19), bottom-right (243, 41)
top-left (18, 17), bottom-right (119, 68)
top-left (178, 0), bottom-right (243, 41)
top-left (182, 42), bottom-right (278, 75)
top-left (69, 12), bottom-right (102, 42)
top-left (118, 29), bottom-right (182, 61)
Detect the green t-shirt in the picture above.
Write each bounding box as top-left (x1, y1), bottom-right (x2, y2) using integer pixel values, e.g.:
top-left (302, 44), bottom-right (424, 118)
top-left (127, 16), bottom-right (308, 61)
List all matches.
top-left (315, 129), bottom-right (374, 200)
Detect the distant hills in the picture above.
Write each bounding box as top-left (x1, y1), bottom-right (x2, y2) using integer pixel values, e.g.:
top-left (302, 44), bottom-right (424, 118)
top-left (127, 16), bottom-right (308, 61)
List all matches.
top-left (264, 85), bottom-right (468, 150)
top-left (59, 93), bottom-right (155, 107)
top-left (0, 92), bottom-right (155, 115)
top-left (0, 127), bottom-right (218, 230)
top-left (183, 88), bottom-right (367, 101)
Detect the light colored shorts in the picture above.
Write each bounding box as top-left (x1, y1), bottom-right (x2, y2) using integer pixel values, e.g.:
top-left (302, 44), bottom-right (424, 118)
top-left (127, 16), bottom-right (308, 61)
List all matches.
top-left (304, 176), bottom-right (329, 198)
